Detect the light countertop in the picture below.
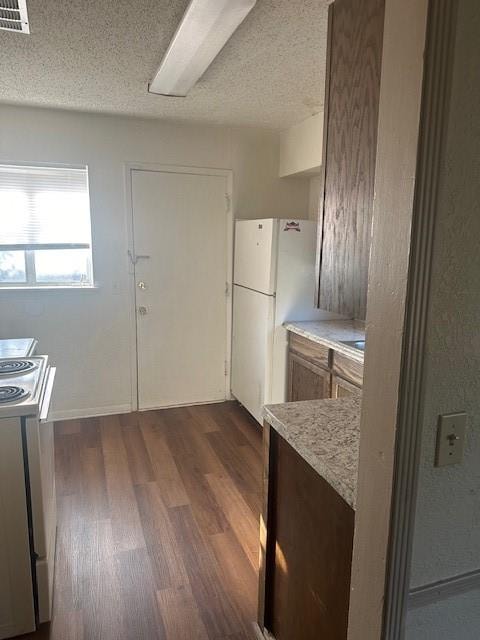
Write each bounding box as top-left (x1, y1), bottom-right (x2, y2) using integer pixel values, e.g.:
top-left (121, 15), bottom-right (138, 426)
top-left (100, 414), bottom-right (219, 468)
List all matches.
top-left (264, 396), bottom-right (361, 509)
top-left (284, 319), bottom-right (366, 363)
top-left (0, 338), bottom-right (37, 358)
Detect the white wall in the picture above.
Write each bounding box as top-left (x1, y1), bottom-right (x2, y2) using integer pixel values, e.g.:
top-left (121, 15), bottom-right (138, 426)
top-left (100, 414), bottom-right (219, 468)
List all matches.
top-left (0, 105), bottom-right (309, 418)
top-left (406, 0), bottom-right (480, 636)
top-left (308, 175), bottom-right (322, 221)
top-left (278, 113), bottom-right (323, 177)
top-left (407, 590), bottom-right (480, 640)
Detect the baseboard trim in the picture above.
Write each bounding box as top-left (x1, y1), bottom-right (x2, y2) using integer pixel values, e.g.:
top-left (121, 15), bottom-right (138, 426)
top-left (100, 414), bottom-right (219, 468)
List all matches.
top-left (51, 404), bottom-right (132, 421)
top-left (137, 398), bottom-right (229, 412)
top-left (51, 398), bottom-right (234, 421)
top-left (408, 568), bottom-right (480, 609)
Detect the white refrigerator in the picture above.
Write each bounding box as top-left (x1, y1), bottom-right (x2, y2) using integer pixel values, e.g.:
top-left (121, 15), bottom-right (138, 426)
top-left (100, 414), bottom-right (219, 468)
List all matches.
top-left (231, 218), bottom-right (334, 423)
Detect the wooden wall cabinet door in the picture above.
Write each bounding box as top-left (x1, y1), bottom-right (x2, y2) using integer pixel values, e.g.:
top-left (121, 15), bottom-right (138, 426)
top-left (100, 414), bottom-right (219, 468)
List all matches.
top-left (316, 0), bottom-right (385, 320)
top-left (258, 426), bottom-right (354, 640)
top-left (288, 353), bottom-right (331, 401)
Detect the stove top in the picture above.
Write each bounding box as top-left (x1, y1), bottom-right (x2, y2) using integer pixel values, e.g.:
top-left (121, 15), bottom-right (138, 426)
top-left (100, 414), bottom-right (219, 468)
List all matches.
top-left (0, 359), bottom-right (37, 376)
top-left (0, 386), bottom-right (29, 404)
top-left (0, 356), bottom-right (49, 418)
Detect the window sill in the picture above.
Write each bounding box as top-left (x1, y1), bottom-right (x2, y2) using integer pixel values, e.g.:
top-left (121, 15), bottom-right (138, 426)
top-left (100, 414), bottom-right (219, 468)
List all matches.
top-left (0, 285), bottom-right (100, 292)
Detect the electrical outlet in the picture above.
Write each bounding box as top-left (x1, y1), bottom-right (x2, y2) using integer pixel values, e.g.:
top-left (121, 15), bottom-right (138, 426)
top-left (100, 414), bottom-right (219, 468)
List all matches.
top-left (435, 412), bottom-right (467, 467)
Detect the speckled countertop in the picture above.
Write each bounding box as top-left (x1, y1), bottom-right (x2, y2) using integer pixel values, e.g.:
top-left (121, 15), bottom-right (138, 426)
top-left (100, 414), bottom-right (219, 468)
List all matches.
top-left (284, 320), bottom-right (366, 363)
top-left (264, 396), bottom-right (361, 509)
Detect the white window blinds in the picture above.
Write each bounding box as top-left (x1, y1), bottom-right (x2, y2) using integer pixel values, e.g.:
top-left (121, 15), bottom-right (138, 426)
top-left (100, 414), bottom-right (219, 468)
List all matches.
top-left (0, 164), bottom-right (92, 250)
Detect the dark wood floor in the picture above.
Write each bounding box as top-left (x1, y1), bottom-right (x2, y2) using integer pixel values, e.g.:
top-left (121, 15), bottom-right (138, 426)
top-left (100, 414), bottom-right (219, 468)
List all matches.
top-left (24, 401), bottom-right (262, 640)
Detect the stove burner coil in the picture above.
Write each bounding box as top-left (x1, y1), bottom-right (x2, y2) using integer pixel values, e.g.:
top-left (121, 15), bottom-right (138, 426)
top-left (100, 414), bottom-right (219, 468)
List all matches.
top-left (0, 360), bottom-right (36, 375)
top-left (0, 386), bottom-right (28, 404)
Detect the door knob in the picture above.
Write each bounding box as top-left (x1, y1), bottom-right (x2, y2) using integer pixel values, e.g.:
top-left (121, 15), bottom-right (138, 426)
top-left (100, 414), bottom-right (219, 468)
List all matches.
top-left (138, 306), bottom-right (148, 315)
top-left (138, 281), bottom-right (146, 289)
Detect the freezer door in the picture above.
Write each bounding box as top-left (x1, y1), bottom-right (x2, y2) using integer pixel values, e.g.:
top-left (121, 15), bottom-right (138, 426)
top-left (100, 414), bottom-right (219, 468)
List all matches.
top-left (231, 285), bottom-right (275, 424)
top-left (234, 219), bottom-right (277, 294)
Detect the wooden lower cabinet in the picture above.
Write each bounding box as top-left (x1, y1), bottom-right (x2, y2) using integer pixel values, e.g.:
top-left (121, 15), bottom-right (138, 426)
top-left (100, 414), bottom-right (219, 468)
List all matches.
top-left (258, 426), bottom-right (355, 640)
top-left (288, 353), bottom-right (331, 401)
top-left (287, 332), bottom-right (363, 401)
top-left (331, 374), bottom-right (360, 398)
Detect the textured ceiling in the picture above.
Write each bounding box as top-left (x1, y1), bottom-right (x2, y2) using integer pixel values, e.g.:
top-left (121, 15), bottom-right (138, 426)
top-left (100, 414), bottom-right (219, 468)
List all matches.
top-left (0, 0), bottom-right (328, 130)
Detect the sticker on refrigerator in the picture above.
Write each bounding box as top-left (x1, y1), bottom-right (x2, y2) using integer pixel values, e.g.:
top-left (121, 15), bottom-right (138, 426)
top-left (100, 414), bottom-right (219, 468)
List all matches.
top-left (283, 221), bottom-right (301, 232)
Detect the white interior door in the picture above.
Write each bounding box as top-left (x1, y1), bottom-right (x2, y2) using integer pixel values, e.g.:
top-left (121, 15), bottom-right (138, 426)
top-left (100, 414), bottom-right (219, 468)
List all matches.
top-left (131, 169), bottom-right (230, 410)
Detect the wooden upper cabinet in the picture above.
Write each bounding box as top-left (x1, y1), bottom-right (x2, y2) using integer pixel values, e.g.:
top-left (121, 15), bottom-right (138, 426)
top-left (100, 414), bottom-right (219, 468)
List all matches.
top-left (316, 0), bottom-right (385, 320)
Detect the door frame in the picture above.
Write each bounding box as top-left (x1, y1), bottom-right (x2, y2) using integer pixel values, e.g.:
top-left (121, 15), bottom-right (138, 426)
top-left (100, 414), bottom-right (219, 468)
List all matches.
top-left (347, 0), bottom-right (429, 635)
top-left (382, 0), bottom-right (459, 637)
top-left (348, 0), bottom-right (460, 638)
top-left (124, 163), bottom-right (234, 412)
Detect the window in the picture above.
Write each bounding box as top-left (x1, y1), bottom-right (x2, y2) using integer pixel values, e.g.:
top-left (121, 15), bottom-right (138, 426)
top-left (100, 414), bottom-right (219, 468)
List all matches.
top-left (0, 164), bottom-right (94, 288)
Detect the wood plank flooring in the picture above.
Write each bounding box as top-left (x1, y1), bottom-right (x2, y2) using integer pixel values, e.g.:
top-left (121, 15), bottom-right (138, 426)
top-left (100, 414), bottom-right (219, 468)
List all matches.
top-left (24, 402), bottom-right (262, 640)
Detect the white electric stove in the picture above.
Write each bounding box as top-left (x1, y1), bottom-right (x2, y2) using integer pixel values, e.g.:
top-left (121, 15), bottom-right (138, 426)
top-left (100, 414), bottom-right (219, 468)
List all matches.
top-left (0, 339), bottom-right (37, 359)
top-left (0, 357), bottom-right (52, 418)
top-left (0, 355), bottom-right (57, 639)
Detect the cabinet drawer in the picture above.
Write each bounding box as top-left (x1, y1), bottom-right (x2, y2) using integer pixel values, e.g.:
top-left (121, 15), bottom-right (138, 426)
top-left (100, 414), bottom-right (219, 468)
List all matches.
top-left (289, 333), bottom-right (331, 369)
top-left (332, 353), bottom-right (363, 388)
